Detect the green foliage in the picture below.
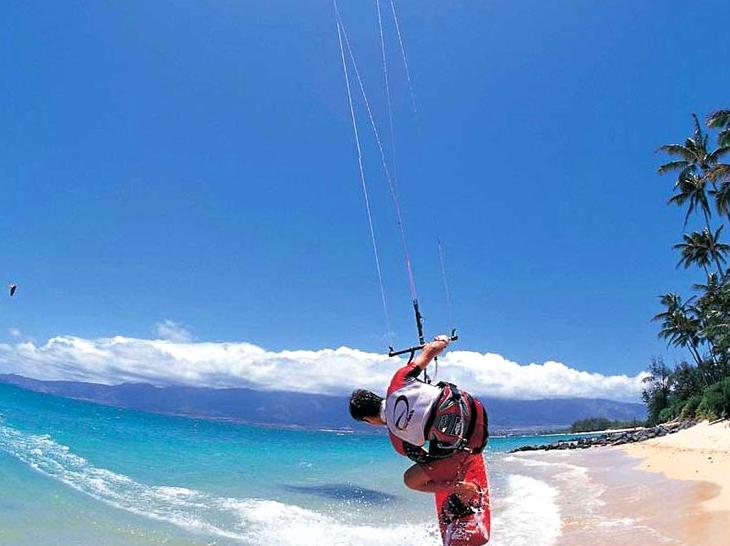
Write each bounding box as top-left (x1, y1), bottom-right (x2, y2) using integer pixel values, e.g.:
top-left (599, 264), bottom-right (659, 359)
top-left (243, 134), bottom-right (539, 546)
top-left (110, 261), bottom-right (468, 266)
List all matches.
top-left (673, 227), bottom-right (729, 276)
top-left (680, 395), bottom-right (703, 419)
top-left (652, 294), bottom-right (703, 366)
top-left (708, 109), bottom-right (730, 147)
top-left (657, 406), bottom-right (675, 423)
top-left (569, 417), bottom-right (644, 433)
top-left (660, 393), bottom-right (691, 422)
top-left (642, 357), bottom-right (672, 425)
top-left (668, 173), bottom-right (712, 229)
top-left (643, 357), bottom-right (730, 424)
top-left (696, 377), bottom-right (730, 420)
top-left (669, 362), bottom-right (704, 400)
top-left (701, 278), bottom-right (730, 362)
top-left (646, 109), bottom-right (730, 424)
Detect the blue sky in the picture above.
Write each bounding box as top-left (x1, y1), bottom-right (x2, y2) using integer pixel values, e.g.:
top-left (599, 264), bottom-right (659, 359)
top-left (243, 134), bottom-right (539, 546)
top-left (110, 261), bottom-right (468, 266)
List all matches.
top-left (2, 0), bottom-right (729, 382)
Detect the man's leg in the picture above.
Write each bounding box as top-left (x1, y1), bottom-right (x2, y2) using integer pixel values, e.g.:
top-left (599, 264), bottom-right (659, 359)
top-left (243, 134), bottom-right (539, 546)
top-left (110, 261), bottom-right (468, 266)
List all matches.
top-left (403, 463), bottom-right (441, 493)
top-left (403, 460), bottom-right (481, 501)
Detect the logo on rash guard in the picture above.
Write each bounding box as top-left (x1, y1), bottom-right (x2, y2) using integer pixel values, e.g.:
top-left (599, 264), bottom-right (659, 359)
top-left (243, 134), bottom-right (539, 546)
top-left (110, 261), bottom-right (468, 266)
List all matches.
top-left (393, 395), bottom-right (415, 430)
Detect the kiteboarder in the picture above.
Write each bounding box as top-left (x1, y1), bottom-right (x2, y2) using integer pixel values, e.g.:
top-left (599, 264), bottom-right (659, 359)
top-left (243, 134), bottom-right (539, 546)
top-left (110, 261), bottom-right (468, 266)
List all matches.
top-left (349, 335), bottom-right (489, 511)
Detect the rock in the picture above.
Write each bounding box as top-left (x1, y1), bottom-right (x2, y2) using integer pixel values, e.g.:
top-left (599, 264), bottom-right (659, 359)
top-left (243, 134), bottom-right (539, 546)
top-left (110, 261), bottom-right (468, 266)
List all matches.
top-left (507, 421), bottom-right (699, 454)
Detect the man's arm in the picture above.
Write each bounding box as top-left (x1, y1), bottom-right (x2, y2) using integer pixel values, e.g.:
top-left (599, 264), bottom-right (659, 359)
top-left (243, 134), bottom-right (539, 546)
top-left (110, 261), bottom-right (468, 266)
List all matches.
top-left (389, 432), bottom-right (438, 464)
top-left (410, 335), bottom-right (450, 371)
top-left (387, 335), bottom-right (451, 395)
top-left (388, 432), bottom-right (408, 456)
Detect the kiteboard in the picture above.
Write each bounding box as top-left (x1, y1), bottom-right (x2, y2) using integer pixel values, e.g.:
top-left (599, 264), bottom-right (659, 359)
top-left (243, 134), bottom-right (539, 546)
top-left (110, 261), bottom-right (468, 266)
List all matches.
top-left (435, 454), bottom-right (490, 546)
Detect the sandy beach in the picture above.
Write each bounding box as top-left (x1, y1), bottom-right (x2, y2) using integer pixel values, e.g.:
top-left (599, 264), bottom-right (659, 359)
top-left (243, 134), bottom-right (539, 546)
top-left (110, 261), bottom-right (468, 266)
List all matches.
top-left (507, 420), bottom-right (729, 546)
top-left (620, 420), bottom-right (730, 545)
top-left (623, 420), bottom-right (730, 511)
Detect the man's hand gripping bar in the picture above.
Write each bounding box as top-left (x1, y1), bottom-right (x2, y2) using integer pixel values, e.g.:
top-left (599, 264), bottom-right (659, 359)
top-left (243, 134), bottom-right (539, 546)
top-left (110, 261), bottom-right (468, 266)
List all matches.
top-left (388, 329), bottom-right (459, 358)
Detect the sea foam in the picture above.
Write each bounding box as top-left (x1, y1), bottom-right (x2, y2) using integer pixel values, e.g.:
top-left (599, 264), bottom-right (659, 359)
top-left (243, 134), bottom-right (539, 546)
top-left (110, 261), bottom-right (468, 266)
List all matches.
top-left (490, 474), bottom-right (561, 546)
top-left (0, 420), bottom-right (571, 546)
top-left (0, 423), bottom-right (440, 545)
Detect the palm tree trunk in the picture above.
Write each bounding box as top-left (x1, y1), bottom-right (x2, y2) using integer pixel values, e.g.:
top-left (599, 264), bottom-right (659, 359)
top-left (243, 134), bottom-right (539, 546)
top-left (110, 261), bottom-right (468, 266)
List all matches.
top-left (688, 343), bottom-right (703, 366)
top-left (703, 208), bottom-right (712, 232)
top-left (707, 340), bottom-right (719, 366)
top-left (713, 255), bottom-right (724, 276)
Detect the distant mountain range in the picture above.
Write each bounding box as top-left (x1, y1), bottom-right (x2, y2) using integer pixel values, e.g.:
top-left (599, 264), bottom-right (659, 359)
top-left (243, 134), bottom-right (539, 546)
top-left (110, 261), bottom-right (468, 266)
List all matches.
top-left (0, 374), bottom-right (645, 433)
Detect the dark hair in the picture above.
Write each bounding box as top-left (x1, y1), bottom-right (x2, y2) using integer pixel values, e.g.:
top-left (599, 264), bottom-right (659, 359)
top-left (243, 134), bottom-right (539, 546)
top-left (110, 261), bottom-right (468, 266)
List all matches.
top-left (349, 389), bottom-right (384, 421)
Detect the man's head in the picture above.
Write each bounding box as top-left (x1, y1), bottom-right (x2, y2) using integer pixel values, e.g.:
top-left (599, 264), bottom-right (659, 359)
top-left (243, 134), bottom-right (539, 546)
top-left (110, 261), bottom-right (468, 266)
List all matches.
top-left (349, 389), bottom-right (385, 425)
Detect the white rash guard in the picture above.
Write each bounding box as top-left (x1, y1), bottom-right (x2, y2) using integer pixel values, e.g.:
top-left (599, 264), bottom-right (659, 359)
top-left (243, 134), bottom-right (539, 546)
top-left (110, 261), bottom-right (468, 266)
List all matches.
top-left (384, 380), bottom-right (442, 446)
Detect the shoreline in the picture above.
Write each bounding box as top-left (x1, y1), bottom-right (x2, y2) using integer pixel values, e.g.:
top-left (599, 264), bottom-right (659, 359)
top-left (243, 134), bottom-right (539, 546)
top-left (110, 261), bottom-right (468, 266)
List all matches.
top-left (511, 421), bottom-right (695, 452)
top-left (508, 420), bottom-right (729, 545)
top-left (622, 420), bottom-right (730, 513)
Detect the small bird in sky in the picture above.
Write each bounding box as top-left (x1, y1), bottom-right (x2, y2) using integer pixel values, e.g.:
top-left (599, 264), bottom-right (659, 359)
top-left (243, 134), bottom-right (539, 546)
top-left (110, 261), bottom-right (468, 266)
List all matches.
top-left (9, 284), bottom-right (17, 297)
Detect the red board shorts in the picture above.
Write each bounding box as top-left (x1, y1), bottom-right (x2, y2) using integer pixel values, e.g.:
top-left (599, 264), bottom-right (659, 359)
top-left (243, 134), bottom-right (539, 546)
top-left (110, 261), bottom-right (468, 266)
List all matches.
top-left (424, 395), bottom-right (489, 485)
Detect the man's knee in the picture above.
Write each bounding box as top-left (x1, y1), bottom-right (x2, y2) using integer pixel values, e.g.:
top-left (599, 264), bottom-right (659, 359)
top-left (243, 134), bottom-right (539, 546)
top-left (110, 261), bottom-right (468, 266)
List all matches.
top-left (403, 465), bottom-right (417, 488)
top-left (403, 464), bottom-right (428, 490)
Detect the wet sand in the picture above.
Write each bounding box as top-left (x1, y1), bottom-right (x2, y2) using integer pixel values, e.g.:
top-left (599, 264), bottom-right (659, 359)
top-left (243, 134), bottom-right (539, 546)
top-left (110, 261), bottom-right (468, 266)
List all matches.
top-left (623, 420), bottom-right (730, 512)
top-left (559, 448), bottom-right (726, 546)
top-left (506, 423), bottom-right (729, 546)
top-left (620, 420), bottom-right (730, 546)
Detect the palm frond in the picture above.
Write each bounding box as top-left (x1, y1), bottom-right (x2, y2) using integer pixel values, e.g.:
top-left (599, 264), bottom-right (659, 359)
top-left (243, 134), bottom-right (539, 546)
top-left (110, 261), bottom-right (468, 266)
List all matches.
top-left (657, 160), bottom-right (689, 175)
top-left (720, 129), bottom-right (730, 148)
top-left (707, 110), bottom-right (730, 129)
top-left (707, 164), bottom-right (730, 183)
top-left (683, 204), bottom-right (694, 229)
top-left (712, 179), bottom-right (730, 215)
top-left (692, 113), bottom-right (707, 147)
top-left (657, 144), bottom-right (693, 159)
top-left (707, 146), bottom-right (730, 163)
top-left (668, 192), bottom-right (688, 206)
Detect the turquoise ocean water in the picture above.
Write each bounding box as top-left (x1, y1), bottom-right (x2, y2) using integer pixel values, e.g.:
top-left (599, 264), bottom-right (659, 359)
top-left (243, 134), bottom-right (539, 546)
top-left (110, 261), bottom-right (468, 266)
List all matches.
top-left (0, 383), bottom-right (586, 546)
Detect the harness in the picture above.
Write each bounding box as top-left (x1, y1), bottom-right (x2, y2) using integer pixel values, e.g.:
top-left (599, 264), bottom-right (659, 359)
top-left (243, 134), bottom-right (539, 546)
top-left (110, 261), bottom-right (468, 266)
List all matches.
top-left (426, 382), bottom-right (489, 461)
top-left (429, 382), bottom-right (474, 454)
top-left (390, 379), bottom-right (489, 464)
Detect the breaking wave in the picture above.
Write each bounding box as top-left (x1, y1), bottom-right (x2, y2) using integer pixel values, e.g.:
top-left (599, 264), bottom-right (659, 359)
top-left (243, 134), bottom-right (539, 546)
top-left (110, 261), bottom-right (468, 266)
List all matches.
top-left (0, 416), bottom-right (570, 546)
top-left (0, 422), bottom-right (440, 546)
top-left (491, 474), bottom-right (561, 546)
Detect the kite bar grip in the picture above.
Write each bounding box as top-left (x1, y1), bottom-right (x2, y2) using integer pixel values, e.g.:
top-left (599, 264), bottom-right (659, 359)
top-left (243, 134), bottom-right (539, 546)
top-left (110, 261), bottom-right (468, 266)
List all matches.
top-left (388, 330), bottom-right (458, 358)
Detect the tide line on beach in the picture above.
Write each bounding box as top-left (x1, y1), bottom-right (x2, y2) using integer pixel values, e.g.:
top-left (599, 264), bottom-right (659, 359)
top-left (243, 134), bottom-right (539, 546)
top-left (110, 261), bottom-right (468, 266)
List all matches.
top-left (623, 420), bottom-right (730, 512)
top-left (509, 420), bottom-right (730, 546)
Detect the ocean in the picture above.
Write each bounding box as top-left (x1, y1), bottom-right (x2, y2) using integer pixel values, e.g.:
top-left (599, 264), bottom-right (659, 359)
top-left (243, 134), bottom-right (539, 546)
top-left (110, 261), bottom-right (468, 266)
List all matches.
top-left (0, 382), bottom-right (587, 546)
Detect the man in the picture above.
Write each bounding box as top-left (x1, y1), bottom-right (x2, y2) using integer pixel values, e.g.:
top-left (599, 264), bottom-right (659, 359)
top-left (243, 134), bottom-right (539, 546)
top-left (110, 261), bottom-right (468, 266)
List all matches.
top-left (349, 335), bottom-right (489, 511)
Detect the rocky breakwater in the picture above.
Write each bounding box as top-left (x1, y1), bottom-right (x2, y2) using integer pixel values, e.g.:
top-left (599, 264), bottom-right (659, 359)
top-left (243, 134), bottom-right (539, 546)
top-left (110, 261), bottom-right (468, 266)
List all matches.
top-left (510, 421), bottom-right (697, 453)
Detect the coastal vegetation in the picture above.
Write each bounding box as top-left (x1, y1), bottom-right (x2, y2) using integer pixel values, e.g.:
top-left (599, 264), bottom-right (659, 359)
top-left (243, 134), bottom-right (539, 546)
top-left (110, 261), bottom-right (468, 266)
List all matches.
top-left (643, 109), bottom-right (730, 424)
top-left (569, 417), bottom-right (644, 433)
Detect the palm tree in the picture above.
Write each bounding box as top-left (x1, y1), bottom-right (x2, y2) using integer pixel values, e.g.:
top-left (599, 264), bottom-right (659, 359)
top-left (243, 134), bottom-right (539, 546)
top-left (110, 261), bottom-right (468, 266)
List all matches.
top-left (692, 273), bottom-right (726, 370)
top-left (704, 290), bottom-right (730, 374)
top-left (658, 114), bottom-right (721, 229)
top-left (710, 179), bottom-right (730, 225)
top-left (668, 172), bottom-right (712, 229)
top-left (658, 114), bottom-right (713, 179)
top-left (652, 293), bottom-right (703, 366)
top-left (674, 227), bottom-right (729, 277)
top-left (707, 110), bottom-right (730, 223)
top-left (693, 273), bottom-right (721, 306)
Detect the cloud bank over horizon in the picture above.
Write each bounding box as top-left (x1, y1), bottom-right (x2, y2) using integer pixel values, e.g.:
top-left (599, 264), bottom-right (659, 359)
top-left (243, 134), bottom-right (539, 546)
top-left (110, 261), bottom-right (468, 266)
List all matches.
top-left (0, 335), bottom-right (647, 402)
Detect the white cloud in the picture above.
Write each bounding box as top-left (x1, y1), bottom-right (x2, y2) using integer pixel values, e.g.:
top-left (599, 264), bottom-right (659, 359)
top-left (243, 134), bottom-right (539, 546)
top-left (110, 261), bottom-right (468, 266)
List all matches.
top-left (0, 334), bottom-right (647, 402)
top-left (8, 328), bottom-right (22, 338)
top-left (153, 320), bottom-right (193, 342)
